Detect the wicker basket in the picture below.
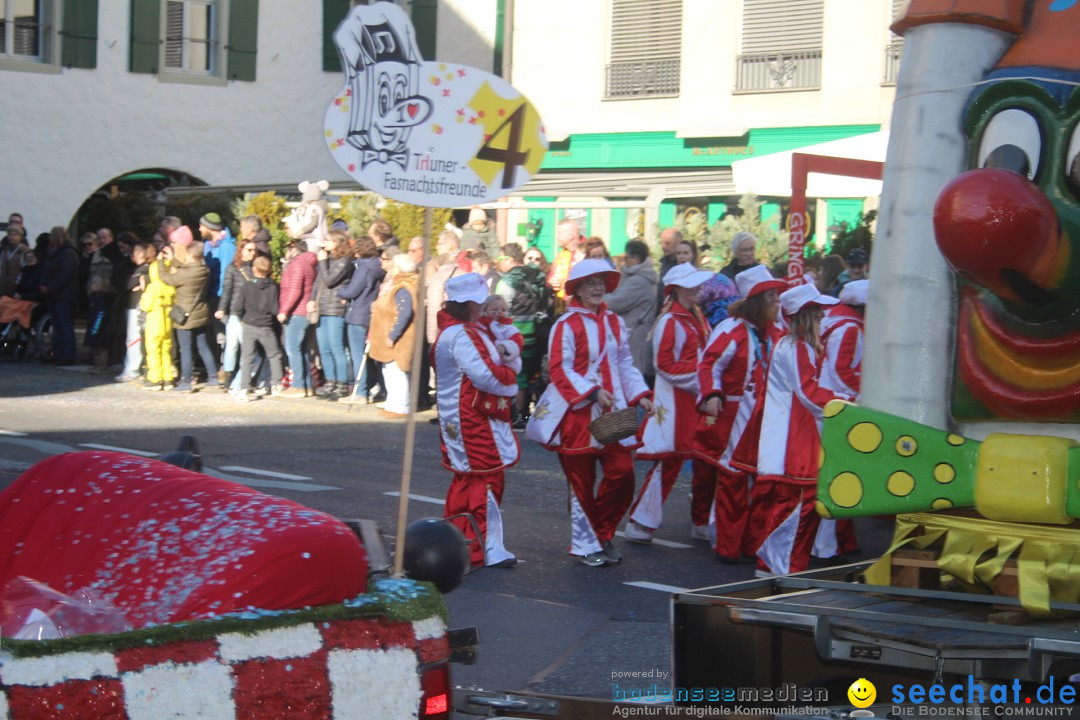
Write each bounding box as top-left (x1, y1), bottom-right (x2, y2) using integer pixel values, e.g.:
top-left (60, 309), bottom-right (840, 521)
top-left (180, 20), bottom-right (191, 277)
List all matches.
top-left (588, 407), bottom-right (640, 446)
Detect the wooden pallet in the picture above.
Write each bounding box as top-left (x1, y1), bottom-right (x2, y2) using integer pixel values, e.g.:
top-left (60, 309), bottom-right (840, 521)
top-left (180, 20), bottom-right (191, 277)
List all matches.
top-left (890, 547), bottom-right (1028, 624)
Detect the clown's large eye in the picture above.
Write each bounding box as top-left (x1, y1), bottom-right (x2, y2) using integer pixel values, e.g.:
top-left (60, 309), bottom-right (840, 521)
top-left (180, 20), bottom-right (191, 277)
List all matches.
top-left (1065, 121), bottom-right (1080, 199)
top-left (977, 108), bottom-right (1042, 181)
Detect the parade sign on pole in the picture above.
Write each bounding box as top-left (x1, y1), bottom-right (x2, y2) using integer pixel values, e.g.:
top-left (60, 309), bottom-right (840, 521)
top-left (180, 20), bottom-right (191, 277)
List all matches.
top-left (324, 2), bottom-right (548, 208)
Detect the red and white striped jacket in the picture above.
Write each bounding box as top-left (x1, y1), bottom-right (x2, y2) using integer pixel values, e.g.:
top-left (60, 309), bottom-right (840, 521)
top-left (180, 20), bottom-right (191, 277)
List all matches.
top-left (433, 316), bottom-right (520, 474)
top-left (639, 301), bottom-right (710, 459)
top-left (820, 305), bottom-right (863, 398)
top-left (527, 300), bottom-right (651, 453)
top-left (757, 336), bottom-right (851, 484)
top-left (694, 318), bottom-right (776, 472)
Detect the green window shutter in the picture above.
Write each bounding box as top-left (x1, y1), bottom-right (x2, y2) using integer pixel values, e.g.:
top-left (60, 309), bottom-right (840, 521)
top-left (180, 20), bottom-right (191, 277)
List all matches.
top-left (228, 0), bottom-right (258, 81)
top-left (62, 0), bottom-right (98, 69)
top-left (493, 0), bottom-right (504, 76)
top-left (323, 0), bottom-right (351, 73)
top-left (130, 0), bottom-right (161, 73)
top-left (412, 0), bottom-right (437, 60)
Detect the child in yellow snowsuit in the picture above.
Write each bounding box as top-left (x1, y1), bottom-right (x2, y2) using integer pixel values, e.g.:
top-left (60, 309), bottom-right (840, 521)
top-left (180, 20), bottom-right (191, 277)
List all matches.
top-left (139, 248), bottom-right (176, 390)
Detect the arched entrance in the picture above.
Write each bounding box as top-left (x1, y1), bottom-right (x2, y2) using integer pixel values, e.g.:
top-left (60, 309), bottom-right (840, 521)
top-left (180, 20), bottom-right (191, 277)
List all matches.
top-left (72, 168), bottom-right (208, 241)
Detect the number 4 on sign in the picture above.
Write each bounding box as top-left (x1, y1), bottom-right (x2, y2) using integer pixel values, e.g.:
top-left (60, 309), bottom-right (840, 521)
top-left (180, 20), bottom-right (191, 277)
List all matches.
top-left (476, 103), bottom-right (529, 189)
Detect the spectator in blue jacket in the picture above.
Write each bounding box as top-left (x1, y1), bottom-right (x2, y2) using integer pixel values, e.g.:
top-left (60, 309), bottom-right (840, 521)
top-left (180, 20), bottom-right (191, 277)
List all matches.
top-left (336, 236), bottom-right (386, 404)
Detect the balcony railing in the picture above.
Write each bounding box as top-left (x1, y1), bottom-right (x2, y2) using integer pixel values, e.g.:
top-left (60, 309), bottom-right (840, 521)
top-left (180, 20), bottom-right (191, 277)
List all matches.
top-left (735, 50), bottom-right (821, 92)
top-left (883, 42), bottom-right (902, 85)
top-left (605, 58), bottom-right (681, 99)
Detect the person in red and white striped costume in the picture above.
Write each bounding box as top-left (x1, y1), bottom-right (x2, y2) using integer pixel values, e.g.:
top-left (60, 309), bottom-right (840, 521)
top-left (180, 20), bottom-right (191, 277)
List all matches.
top-left (433, 272), bottom-right (521, 569)
top-left (811, 278), bottom-right (868, 561)
top-left (525, 259), bottom-right (654, 567)
top-left (693, 265), bottom-right (787, 562)
top-left (754, 283), bottom-right (855, 576)
top-left (625, 263), bottom-right (714, 544)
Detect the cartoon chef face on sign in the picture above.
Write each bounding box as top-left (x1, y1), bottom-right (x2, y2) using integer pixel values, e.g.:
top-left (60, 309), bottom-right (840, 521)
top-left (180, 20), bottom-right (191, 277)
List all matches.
top-left (334, 5), bottom-right (432, 168)
top-left (324, 1), bottom-right (547, 208)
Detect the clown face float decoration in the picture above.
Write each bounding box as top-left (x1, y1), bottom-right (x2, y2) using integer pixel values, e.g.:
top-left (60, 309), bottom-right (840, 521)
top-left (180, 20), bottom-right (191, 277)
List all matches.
top-left (924, 1), bottom-right (1080, 421)
top-left (324, 2), bottom-right (546, 208)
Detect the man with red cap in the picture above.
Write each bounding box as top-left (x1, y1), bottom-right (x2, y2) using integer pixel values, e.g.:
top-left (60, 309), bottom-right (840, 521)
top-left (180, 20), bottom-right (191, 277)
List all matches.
top-left (625, 263), bottom-right (713, 544)
top-left (694, 265), bottom-right (787, 562)
top-left (433, 272), bottom-right (520, 568)
top-left (526, 259), bottom-right (654, 567)
top-left (754, 284), bottom-right (855, 576)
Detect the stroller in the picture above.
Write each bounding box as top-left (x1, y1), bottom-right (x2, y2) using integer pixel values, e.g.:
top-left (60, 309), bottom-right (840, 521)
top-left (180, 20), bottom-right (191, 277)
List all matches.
top-left (0, 299), bottom-right (51, 360)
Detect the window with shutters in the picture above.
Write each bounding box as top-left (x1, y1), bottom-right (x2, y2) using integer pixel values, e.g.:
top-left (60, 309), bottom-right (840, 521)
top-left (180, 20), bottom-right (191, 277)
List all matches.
top-left (0, 0), bottom-right (59, 71)
top-left (130, 0), bottom-right (257, 83)
top-left (736, 0), bottom-right (823, 92)
top-left (884, 0), bottom-right (909, 85)
top-left (162, 0), bottom-right (221, 77)
top-left (605, 0), bottom-right (681, 100)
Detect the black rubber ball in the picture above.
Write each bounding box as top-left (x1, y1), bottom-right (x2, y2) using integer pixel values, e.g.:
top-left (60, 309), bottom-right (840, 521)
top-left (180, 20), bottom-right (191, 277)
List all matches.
top-left (403, 518), bottom-right (469, 593)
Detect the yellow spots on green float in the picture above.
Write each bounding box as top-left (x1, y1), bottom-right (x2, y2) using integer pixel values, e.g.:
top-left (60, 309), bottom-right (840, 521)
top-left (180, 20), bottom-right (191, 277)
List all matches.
top-left (829, 472), bottom-right (864, 508)
top-left (946, 434), bottom-right (966, 446)
top-left (887, 471), bottom-right (916, 497)
top-left (824, 400), bottom-right (850, 418)
top-left (896, 435), bottom-right (918, 457)
top-left (934, 463), bottom-right (956, 484)
top-left (848, 423), bottom-right (883, 453)
top-left (932, 498), bottom-right (953, 510)
top-left (815, 500), bottom-right (833, 519)
top-left (818, 446), bottom-right (826, 470)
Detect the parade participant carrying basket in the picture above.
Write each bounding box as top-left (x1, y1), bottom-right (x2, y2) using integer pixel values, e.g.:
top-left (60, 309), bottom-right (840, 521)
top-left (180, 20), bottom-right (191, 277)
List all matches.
top-left (624, 263), bottom-right (714, 545)
top-left (525, 259), bottom-right (654, 568)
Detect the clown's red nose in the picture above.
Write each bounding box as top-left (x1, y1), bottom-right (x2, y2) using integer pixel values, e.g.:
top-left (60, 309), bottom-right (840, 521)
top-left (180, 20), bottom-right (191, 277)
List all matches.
top-left (934, 168), bottom-right (1060, 304)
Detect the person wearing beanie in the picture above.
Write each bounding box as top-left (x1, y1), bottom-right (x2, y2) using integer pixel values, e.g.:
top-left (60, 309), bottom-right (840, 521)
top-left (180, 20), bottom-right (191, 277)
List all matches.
top-left (432, 272), bottom-right (520, 568)
top-left (720, 231), bottom-right (760, 280)
top-left (693, 265), bottom-right (786, 562)
top-left (809, 278), bottom-right (869, 561)
top-left (199, 212), bottom-right (236, 377)
top-left (626, 263), bottom-right (714, 546)
top-left (368, 251), bottom-right (419, 416)
top-left (460, 206), bottom-right (497, 255)
top-left (753, 284), bottom-right (854, 576)
top-left (525, 259), bottom-right (655, 568)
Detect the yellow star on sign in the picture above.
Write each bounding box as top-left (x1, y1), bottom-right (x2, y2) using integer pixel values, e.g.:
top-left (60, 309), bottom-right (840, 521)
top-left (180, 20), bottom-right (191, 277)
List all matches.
top-left (444, 422), bottom-right (460, 441)
top-left (467, 82), bottom-right (546, 186)
top-left (533, 401), bottom-right (551, 419)
top-left (654, 404), bottom-right (668, 424)
top-left (704, 416), bottom-right (717, 426)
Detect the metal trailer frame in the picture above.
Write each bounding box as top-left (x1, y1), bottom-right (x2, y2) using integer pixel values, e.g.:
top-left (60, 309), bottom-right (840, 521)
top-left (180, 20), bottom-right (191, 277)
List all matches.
top-left (672, 562), bottom-right (1080, 701)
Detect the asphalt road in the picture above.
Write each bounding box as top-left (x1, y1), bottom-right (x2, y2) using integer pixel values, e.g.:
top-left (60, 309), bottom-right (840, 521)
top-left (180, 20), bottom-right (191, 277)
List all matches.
top-left (0, 358), bottom-right (896, 701)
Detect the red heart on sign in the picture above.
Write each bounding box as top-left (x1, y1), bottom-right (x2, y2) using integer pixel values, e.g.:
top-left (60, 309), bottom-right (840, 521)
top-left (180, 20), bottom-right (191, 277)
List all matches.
top-left (407, 103), bottom-right (419, 119)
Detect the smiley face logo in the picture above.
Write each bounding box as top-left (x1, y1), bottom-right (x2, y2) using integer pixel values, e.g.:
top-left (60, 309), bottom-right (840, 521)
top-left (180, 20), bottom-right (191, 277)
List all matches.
top-left (848, 678), bottom-right (876, 708)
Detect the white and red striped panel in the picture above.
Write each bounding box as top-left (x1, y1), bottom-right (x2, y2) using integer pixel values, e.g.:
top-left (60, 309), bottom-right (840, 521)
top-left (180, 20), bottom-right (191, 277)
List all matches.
top-left (0, 616), bottom-right (447, 719)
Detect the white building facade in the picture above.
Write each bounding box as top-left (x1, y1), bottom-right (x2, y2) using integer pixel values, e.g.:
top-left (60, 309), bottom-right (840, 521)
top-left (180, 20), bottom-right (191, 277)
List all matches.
top-left (1, 0), bottom-right (899, 257)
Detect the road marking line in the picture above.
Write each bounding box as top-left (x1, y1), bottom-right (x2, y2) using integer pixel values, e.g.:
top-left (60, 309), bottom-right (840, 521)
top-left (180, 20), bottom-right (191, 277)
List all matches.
top-left (614, 531), bottom-right (692, 549)
top-left (0, 430), bottom-right (27, 436)
top-left (218, 465), bottom-right (312, 481)
top-left (623, 581), bottom-right (688, 594)
top-left (384, 491), bottom-right (443, 505)
top-left (78, 444), bottom-right (158, 457)
top-left (205, 468), bottom-right (339, 493)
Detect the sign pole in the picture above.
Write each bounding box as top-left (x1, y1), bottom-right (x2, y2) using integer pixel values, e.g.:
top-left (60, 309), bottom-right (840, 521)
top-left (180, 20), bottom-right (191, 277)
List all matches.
top-left (392, 207), bottom-right (433, 577)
